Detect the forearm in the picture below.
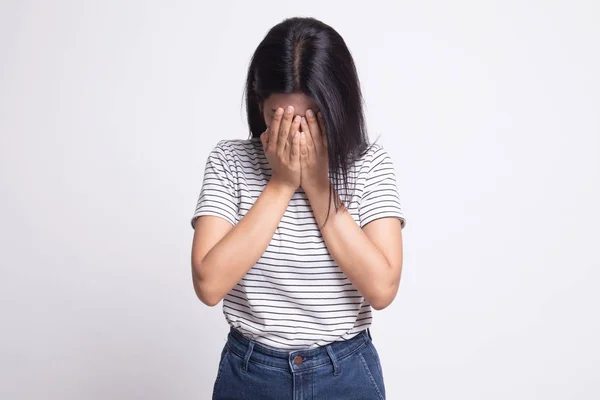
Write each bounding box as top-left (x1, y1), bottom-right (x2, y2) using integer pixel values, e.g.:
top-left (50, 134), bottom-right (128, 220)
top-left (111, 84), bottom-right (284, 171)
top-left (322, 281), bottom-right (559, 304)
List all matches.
top-left (306, 184), bottom-right (398, 309)
top-left (193, 181), bottom-right (295, 304)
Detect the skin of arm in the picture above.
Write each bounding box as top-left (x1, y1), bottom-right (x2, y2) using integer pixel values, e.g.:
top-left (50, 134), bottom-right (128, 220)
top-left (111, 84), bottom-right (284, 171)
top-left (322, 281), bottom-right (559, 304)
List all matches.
top-left (299, 110), bottom-right (404, 310)
top-left (191, 106), bottom-right (302, 306)
top-left (191, 180), bottom-right (295, 306)
top-left (304, 185), bottom-right (403, 310)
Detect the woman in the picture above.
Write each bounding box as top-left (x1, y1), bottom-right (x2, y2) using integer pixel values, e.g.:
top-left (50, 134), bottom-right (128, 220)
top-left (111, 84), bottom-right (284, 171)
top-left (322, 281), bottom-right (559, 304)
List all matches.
top-left (191, 16), bottom-right (406, 400)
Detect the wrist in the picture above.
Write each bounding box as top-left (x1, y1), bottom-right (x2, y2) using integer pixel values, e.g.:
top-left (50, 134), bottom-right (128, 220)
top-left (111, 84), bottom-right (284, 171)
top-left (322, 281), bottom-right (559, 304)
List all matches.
top-left (267, 179), bottom-right (297, 199)
top-left (303, 179), bottom-right (331, 199)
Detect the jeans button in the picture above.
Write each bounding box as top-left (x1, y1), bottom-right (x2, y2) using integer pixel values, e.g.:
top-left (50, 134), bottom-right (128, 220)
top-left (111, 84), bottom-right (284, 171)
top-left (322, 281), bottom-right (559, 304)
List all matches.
top-left (293, 355), bottom-right (303, 365)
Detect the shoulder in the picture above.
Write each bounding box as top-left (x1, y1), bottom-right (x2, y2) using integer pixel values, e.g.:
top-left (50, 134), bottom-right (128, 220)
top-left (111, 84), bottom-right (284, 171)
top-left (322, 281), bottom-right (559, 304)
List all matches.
top-left (213, 138), bottom-right (262, 158)
top-left (366, 142), bottom-right (398, 172)
top-left (352, 142), bottom-right (393, 173)
top-left (207, 137), bottom-right (263, 165)
top-left (365, 142), bottom-right (392, 161)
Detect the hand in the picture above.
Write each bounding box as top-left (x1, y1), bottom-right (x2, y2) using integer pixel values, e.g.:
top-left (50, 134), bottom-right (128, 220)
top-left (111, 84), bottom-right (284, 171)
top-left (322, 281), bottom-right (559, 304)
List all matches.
top-left (299, 110), bottom-right (329, 194)
top-left (261, 106), bottom-right (302, 191)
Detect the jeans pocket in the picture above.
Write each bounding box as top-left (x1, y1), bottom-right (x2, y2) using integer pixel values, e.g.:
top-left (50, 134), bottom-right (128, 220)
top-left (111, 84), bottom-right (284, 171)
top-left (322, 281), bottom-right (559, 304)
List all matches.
top-left (358, 348), bottom-right (386, 400)
top-left (367, 340), bottom-right (384, 377)
top-left (212, 344), bottom-right (231, 395)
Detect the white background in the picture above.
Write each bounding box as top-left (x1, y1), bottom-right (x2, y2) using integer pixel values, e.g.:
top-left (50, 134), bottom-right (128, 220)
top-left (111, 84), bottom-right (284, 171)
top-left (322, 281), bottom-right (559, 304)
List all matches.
top-left (1, 1), bottom-right (599, 399)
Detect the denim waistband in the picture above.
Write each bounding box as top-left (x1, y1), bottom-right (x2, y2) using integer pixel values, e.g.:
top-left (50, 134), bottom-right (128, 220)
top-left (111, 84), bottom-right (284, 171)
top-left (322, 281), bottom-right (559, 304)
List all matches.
top-left (226, 327), bottom-right (372, 373)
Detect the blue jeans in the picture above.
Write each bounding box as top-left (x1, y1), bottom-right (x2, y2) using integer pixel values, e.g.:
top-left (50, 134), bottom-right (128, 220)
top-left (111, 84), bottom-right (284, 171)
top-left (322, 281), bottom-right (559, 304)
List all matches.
top-left (212, 327), bottom-right (386, 400)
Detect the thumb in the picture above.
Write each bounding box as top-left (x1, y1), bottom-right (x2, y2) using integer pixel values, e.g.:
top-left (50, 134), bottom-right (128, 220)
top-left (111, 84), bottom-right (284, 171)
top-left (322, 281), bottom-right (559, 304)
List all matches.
top-left (260, 130), bottom-right (268, 147)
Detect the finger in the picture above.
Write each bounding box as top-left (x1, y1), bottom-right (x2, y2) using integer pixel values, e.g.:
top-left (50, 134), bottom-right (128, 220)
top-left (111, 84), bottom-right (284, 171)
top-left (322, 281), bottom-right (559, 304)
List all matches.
top-left (288, 115), bottom-right (302, 147)
top-left (300, 132), bottom-right (309, 167)
top-left (269, 108), bottom-right (283, 150)
top-left (300, 116), bottom-right (318, 156)
top-left (277, 106), bottom-right (294, 155)
top-left (301, 117), bottom-right (315, 161)
top-left (305, 110), bottom-right (321, 154)
top-left (291, 131), bottom-right (300, 164)
top-left (260, 131), bottom-right (268, 147)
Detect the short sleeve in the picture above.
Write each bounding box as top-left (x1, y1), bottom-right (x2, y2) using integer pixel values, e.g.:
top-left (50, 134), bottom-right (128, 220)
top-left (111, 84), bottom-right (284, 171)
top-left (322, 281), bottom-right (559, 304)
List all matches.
top-left (359, 145), bottom-right (406, 229)
top-left (190, 141), bottom-right (239, 228)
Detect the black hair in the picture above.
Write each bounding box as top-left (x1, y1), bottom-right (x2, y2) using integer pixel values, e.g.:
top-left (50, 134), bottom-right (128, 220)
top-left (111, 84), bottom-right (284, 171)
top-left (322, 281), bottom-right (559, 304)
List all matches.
top-left (243, 17), bottom-right (373, 225)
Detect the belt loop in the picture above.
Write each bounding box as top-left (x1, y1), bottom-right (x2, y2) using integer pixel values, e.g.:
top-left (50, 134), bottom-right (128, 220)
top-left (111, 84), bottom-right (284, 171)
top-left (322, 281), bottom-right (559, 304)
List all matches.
top-left (242, 341), bottom-right (254, 373)
top-left (367, 328), bottom-right (373, 341)
top-left (325, 345), bottom-right (340, 376)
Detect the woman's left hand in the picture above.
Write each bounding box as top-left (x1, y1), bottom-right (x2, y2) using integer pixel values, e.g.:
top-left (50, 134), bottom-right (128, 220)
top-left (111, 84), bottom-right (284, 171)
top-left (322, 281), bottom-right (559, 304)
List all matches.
top-left (299, 109), bottom-right (330, 194)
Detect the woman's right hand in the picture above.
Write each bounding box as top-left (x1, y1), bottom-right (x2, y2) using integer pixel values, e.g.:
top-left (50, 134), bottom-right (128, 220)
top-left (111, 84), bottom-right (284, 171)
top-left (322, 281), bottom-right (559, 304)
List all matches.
top-left (260, 106), bottom-right (302, 191)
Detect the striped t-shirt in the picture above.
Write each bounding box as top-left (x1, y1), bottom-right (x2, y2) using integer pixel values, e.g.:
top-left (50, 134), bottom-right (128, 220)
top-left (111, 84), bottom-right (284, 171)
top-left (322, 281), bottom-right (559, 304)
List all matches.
top-left (191, 137), bottom-right (406, 350)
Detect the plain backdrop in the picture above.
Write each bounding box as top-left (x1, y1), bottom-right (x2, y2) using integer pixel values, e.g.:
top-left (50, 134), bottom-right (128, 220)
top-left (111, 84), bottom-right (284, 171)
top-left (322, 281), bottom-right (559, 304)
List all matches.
top-left (1, 1), bottom-right (599, 399)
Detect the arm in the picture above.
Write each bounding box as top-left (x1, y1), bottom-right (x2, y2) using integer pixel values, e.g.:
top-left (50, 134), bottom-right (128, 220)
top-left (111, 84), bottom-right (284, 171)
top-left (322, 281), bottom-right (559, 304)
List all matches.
top-left (298, 110), bottom-right (405, 310)
top-left (191, 106), bottom-right (302, 306)
top-left (304, 186), bottom-right (403, 310)
top-left (191, 180), bottom-right (295, 306)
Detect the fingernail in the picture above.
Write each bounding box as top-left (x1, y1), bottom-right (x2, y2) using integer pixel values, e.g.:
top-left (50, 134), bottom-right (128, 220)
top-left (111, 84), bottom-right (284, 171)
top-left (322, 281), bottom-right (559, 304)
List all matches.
top-left (306, 109), bottom-right (314, 118)
top-left (275, 108), bottom-right (283, 116)
top-left (294, 115), bottom-right (301, 123)
top-left (286, 106), bottom-right (293, 114)
top-left (317, 111), bottom-right (322, 119)
top-left (301, 116), bottom-right (306, 124)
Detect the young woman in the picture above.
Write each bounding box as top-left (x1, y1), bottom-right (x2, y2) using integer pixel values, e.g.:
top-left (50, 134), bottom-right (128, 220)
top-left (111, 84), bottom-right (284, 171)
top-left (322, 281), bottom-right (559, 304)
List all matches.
top-left (191, 17), bottom-right (406, 400)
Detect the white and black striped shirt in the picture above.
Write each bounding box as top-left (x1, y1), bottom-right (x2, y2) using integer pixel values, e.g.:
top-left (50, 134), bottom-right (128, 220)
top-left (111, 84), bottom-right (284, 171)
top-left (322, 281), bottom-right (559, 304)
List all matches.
top-left (191, 137), bottom-right (406, 350)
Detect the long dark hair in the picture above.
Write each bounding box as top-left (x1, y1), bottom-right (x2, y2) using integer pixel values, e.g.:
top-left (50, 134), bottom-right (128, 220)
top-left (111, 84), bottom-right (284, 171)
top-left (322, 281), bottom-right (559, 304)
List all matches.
top-left (243, 17), bottom-right (372, 225)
